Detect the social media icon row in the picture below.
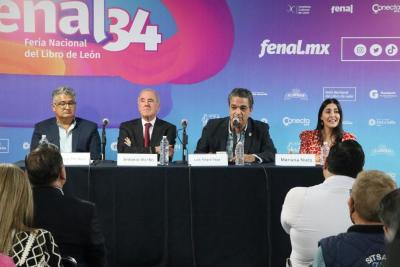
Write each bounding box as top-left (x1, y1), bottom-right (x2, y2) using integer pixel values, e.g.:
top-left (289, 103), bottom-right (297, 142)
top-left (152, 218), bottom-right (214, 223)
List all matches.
top-left (354, 43), bottom-right (398, 57)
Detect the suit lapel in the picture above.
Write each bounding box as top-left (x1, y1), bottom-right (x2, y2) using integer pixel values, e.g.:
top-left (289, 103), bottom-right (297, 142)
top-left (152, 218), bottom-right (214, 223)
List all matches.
top-left (50, 118), bottom-right (61, 148)
top-left (133, 120), bottom-right (144, 147)
top-left (71, 118), bottom-right (80, 151)
top-left (244, 118), bottom-right (253, 153)
top-left (150, 118), bottom-right (162, 147)
top-left (217, 118), bottom-right (229, 151)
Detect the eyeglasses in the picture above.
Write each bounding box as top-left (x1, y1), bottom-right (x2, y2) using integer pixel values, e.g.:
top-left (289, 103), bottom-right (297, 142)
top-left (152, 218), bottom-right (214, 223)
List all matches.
top-left (54, 101), bottom-right (76, 108)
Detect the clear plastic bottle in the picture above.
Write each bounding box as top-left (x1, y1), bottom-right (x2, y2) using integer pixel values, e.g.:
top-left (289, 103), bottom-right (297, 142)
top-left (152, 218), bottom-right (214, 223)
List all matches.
top-left (159, 136), bottom-right (169, 166)
top-left (320, 141), bottom-right (330, 165)
top-left (235, 141), bottom-right (244, 166)
top-left (39, 135), bottom-right (49, 145)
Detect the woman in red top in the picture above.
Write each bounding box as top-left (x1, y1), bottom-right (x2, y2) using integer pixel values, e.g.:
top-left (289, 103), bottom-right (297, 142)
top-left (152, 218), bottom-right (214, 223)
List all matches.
top-left (299, 98), bottom-right (356, 161)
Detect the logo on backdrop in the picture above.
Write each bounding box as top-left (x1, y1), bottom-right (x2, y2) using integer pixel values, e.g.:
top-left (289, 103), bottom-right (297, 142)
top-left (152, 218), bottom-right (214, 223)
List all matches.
top-left (0, 139), bottom-right (10, 153)
top-left (323, 87), bottom-right (356, 101)
top-left (111, 142), bottom-right (117, 152)
top-left (258, 39), bottom-right (330, 58)
top-left (371, 145), bottom-right (395, 156)
top-left (282, 117), bottom-right (311, 127)
top-left (287, 5), bottom-right (312, 15)
top-left (372, 4), bottom-right (400, 14)
top-left (369, 89), bottom-right (398, 99)
top-left (343, 120), bottom-right (353, 126)
top-left (331, 5), bottom-right (354, 14)
top-left (368, 118), bottom-right (397, 127)
top-left (287, 142), bottom-right (300, 153)
top-left (252, 91), bottom-right (268, 96)
top-left (202, 114), bottom-right (220, 127)
top-left (284, 89), bottom-right (308, 101)
top-left (22, 142), bottom-right (30, 150)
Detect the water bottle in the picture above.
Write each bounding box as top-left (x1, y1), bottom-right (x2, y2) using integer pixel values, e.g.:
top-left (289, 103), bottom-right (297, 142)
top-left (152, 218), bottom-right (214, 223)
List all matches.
top-left (159, 136), bottom-right (169, 166)
top-left (39, 135), bottom-right (49, 145)
top-left (235, 141), bottom-right (244, 166)
top-left (320, 141), bottom-right (330, 165)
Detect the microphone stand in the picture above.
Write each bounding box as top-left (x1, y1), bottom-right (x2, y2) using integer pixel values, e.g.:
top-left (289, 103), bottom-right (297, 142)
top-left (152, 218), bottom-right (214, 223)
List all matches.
top-left (181, 126), bottom-right (188, 164)
top-left (101, 123), bottom-right (106, 160)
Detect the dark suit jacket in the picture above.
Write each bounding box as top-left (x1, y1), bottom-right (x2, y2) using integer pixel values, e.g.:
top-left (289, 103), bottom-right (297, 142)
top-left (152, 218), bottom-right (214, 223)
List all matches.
top-left (31, 117), bottom-right (101, 160)
top-left (32, 186), bottom-right (107, 267)
top-left (195, 117), bottom-right (276, 163)
top-left (117, 118), bottom-right (177, 154)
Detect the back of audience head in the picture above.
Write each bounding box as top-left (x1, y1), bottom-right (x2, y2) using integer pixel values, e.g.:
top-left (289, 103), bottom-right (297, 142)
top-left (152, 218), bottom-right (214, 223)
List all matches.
top-left (350, 170), bottom-right (397, 223)
top-left (25, 143), bottom-right (64, 186)
top-left (0, 164), bottom-right (33, 253)
top-left (379, 188), bottom-right (400, 241)
top-left (325, 139), bottom-right (365, 178)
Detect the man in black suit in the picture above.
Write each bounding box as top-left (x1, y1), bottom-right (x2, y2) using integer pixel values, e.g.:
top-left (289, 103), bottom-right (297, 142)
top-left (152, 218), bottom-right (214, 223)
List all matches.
top-left (25, 144), bottom-right (107, 267)
top-left (31, 86), bottom-right (101, 160)
top-left (117, 88), bottom-right (176, 157)
top-left (195, 88), bottom-right (276, 163)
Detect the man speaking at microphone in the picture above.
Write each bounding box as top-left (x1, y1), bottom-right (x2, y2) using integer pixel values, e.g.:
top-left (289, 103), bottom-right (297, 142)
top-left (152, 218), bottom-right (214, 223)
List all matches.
top-left (195, 88), bottom-right (276, 163)
top-left (117, 88), bottom-right (177, 157)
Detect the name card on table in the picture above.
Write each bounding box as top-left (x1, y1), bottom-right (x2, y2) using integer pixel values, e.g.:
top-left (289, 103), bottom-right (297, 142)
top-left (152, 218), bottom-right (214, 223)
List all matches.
top-left (275, 154), bottom-right (316, 167)
top-left (117, 153), bottom-right (158, 166)
top-left (61, 152), bottom-right (90, 166)
top-left (188, 153), bottom-right (228, 166)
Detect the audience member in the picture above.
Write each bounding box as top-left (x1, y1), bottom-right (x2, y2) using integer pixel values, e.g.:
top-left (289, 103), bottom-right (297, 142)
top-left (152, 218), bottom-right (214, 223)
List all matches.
top-left (195, 88), bottom-right (276, 163)
top-left (299, 98), bottom-right (355, 163)
top-left (379, 188), bottom-right (400, 267)
top-left (0, 164), bottom-right (62, 266)
top-left (25, 144), bottom-right (107, 267)
top-left (31, 86), bottom-right (101, 160)
top-left (281, 140), bottom-right (364, 267)
top-left (117, 88), bottom-right (176, 158)
top-left (313, 170), bottom-right (397, 267)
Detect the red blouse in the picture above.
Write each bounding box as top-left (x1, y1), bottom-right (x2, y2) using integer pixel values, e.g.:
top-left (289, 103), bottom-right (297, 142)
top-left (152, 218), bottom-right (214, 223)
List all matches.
top-left (299, 130), bottom-right (356, 154)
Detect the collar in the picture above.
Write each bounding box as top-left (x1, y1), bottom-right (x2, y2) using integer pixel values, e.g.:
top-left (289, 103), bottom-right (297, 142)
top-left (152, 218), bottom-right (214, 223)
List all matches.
top-left (347, 224), bottom-right (384, 234)
top-left (228, 120), bottom-right (248, 134)
top-left (56, 118), bottom-right (77, 131)
top-left (141, 117), bottom-right (157, 127)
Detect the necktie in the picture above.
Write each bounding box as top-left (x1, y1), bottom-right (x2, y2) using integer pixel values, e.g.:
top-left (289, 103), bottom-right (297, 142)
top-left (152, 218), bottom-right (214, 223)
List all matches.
top-left (144, 123), bottom-right (152, 148)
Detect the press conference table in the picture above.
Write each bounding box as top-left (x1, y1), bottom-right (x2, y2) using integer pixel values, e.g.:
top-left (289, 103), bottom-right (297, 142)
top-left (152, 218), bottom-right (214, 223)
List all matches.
top-left (61, 163), bottom-right (323, 267)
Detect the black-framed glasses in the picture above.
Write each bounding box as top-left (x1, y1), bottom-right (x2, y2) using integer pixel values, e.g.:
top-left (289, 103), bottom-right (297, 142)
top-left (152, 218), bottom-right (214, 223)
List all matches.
top-left (54, 101), bottom-right (76, 108)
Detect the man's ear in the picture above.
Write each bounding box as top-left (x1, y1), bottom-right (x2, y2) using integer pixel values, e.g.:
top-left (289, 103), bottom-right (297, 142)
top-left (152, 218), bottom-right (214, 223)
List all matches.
top-left (348, 197), bottom-right (355, 213)
top-left (59, 166), bottom-right (67, 181)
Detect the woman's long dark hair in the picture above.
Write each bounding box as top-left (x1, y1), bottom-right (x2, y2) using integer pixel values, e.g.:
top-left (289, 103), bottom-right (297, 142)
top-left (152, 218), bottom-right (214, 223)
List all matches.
top-left (315, 98), bottom-right (344, 146)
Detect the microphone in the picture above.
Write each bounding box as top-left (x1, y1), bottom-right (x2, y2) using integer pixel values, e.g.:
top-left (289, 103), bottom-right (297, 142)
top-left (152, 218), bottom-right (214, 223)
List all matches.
top-left (232, 116), bottom-right (240, 128)
top-left (181, 118), bottom-right (188, 128)
top-left (101, 118), bottom-right (109, 160)
top-left (102, 118), bottom-right (109, 127)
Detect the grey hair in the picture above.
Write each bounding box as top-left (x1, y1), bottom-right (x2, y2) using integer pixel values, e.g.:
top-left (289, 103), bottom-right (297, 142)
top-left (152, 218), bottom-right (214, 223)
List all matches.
top-left (52, 86), bottom-right (76, 102)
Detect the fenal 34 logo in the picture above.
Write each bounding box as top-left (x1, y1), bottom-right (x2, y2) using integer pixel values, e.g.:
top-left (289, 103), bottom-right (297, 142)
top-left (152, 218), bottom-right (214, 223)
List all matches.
top-left (259, 39), bottom-right (330, 58)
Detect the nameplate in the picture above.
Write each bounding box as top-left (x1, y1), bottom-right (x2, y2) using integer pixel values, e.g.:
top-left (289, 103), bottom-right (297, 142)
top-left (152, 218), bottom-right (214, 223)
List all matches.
top-left (188, 154), bottom-right (228, 166)
top-left (275, 154), bottom-right (316, 166)
top-left (61, 152), bottom-right (91, 166)
top-left (117, 154), bottom-right (158, 166)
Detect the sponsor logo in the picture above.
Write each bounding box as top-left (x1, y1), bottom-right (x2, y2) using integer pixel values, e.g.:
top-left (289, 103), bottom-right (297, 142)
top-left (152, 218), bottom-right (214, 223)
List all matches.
top-left (252, 91), bottom-right (268, 96)
top-left (23, 142), bottom-right (30, 150)
top-left (259, 39), bottom-right (330, 58)
top-left (202, 113), bottom-right (220, 127)
top-left (284, 88), bottom-right (308, 101)
top-left (323, 87), bottom-right (356, 101)
top-left (282, 116), bottom-right (311, 127)
top-left (371, 145), bottom-right (395, 156)
top-left (343, 120), bottom-right (353, 125)
top-left (331, 5), bottom-right (353, 14)
top-left (368, 118), bottom-right (396, 127)
top-left (372, 4), bottom-right (400, 14)
top-left (0, 139), bottom-right (10, 153)
top-left (287, 5), bottom-right (312, 15)
top-left (111, 141), bottom-right (117, 151)
top-left (369, 89), bottom-right (398, 99)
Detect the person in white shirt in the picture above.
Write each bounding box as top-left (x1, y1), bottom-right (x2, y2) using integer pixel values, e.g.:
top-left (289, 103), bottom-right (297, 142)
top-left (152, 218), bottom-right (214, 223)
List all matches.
top-left (280, 140), bottom-right (365, 267)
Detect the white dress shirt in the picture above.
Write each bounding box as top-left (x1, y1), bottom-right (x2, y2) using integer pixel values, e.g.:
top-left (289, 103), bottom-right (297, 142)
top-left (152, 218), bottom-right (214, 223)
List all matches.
top-left (280, 175), bottom-right (354, 267)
